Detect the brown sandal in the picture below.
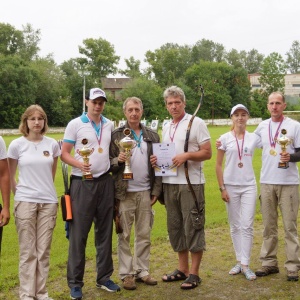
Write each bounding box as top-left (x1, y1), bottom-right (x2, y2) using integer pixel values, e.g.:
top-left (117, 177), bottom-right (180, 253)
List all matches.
top-left (162, 269), bottom-right (187, 282)
top-left (180, 274), bottom-right (201, 289)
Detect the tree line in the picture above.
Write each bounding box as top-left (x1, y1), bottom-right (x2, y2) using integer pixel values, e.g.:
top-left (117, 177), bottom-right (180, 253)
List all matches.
top-left (0, 22), bottom-right (300, 129)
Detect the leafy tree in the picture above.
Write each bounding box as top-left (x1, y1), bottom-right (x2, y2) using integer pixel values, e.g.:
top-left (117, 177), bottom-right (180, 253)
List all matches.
top-left (145, 43), bottom-right (192, 86)
top-left (120, 78), bottom-right (164, 121)
top-left (249, 89), bottom-right (269, 119)
top-left (119, 56), bottom-right (142, 78)
top-left (286, 40), bottom-right (300, 73)
top-left (259, 52), bottom-right (287, 96)
top-left (226, 49), bottom-right (243, 69)
top-left (226, 48), bottom-right (264, 73)
top-left (18, 23), bottom-right (41, 61)
top-left (78, 38), bottom-right (120, 78)
top-left (30, 57), bottom-right (72, 126)
top-left (0, 23), bottom-right (24, 56)
top-left (0, 55), bottom-right (38, 128)
top-left (184, 62), bottom-right (251, 119)
top-left (191, 39), bottom-right (226, 63)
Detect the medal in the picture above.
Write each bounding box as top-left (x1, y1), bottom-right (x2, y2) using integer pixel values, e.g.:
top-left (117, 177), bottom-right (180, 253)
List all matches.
top-left (234, 131), bottom-right (245, 169)
top-left (269, 149), bottom-right (277, 156)
top-left (98, 147), bottom-right (103, 153)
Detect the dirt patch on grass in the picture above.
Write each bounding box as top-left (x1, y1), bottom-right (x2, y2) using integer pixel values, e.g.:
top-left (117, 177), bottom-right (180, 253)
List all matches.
top-left (3, 220), bottom-right (300, 300)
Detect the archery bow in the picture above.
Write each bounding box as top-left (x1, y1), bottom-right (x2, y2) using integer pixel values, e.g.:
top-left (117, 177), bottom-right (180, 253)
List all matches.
top-left (184, 85), bottom-right (204, 211)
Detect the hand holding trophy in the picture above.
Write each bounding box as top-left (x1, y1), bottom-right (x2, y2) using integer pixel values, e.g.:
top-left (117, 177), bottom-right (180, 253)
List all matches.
top-left (276, 129), bottom-right (292, 169)
top-left (77, 138), bottom-right (94, 180)
top-left (115, 128), bottom-right (137, 180)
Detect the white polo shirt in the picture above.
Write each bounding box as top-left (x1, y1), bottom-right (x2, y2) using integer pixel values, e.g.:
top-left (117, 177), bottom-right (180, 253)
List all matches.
top-left (63, 113), bottom-right (114, 177)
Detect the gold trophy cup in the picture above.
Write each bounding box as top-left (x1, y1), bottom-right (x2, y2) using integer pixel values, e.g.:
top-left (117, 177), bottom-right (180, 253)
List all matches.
top-left (115, 128), bottom-right (137, 180)
top-left (77, 139), bottom-right (94, 180)
top-left (276, 129), bottom-right (292, 169)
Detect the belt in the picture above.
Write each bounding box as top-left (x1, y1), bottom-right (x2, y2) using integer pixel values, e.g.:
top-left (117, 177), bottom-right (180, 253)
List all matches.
top-left (71, 171), bottom-right (110, 181)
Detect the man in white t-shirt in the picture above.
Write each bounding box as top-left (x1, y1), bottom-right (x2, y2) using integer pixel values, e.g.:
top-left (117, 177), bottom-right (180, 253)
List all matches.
top-left (254, 91), bottom-right (300, 281)
top-left (152, 86), bottom-right (212, 290)
top-left (61, 88), bottom-right (120, 300)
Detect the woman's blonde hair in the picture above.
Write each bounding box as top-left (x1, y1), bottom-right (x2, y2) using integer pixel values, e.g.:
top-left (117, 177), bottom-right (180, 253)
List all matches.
top-left (19, 105), bottom-right (48, 136)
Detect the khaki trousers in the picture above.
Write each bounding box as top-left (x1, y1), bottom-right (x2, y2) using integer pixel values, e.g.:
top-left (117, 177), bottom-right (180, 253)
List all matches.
top-left (14, 201), bottom-right (57, 300)
top-left (259, 184), bottom-right (300, 272)
top-left (118, 190), bottom-right (154, 279)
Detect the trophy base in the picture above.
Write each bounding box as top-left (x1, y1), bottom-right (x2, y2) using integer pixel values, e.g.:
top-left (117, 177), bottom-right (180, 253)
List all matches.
top-left (83, 173), bottom-right (94, 180)
top-left (123, 173), bottom-right (133, 180)
top-left (278, 162), bottom-right (289, 169)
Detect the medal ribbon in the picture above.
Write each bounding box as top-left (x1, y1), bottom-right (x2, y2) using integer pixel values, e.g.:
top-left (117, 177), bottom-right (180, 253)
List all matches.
top-left (169, 113), bottom-right (186, 142)
top-left (87, 114), bottom-right (103, 150)
top-left (234, 131), bottom-right (245, 163)
top-left (269, 116), bottom-right (284, 148)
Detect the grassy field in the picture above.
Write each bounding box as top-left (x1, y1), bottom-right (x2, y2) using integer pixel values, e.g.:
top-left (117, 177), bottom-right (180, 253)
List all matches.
top-left (0, 126), bottom-right (299, 299)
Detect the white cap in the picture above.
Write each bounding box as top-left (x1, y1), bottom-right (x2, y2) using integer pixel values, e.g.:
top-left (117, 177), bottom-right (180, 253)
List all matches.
top-left (230, 104), bottom-right (249, 116)
top-left (88, 88), bottom-right (107, 101)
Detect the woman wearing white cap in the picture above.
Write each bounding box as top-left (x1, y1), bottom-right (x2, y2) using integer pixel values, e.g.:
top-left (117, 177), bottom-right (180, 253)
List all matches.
top-left (216, 104), bottom-right (261, 281)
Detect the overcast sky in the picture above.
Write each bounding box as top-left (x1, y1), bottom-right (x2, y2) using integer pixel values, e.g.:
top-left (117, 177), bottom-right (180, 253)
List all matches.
top-left (2, 0), bottom-right (299, 71)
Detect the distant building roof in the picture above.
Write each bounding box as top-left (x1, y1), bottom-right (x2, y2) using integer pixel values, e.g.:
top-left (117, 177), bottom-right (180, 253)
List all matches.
top-left (101, 78), bottom-right (132, 90)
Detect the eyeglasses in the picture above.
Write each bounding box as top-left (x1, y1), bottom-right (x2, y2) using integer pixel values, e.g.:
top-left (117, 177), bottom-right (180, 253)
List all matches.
top-left (27, 118), bottom-right (45, 122)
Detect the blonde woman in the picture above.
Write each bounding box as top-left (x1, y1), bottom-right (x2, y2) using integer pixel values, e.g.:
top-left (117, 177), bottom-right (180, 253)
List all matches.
top-left (216, 104), bottom-right (261, 281)
top-left (8, 105), bottom-right (60, 300)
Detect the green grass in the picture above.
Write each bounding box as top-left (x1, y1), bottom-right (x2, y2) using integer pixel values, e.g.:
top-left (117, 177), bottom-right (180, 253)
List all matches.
top-left (0, 126), bottom-right (277, 298)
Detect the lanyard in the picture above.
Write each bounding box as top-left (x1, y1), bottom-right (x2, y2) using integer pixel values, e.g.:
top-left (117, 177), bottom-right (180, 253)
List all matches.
top-left (269, 116), bottom-right (284, 148)
top-left (169, 113), bottom-right (186, 142)
top-left (131, 129), bottom-right (143, 148)
top-left (87, 114), bottom-right (104, 153)
top-left (234, 131), bottom-right (245, 168)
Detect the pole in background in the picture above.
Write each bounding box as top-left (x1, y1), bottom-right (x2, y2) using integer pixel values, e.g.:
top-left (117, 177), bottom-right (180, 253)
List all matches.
top-left (82, 75), bottom-right (86, 113)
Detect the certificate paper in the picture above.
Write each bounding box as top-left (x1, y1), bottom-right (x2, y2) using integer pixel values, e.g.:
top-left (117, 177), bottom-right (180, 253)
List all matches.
top-left (152, 143), bottom-right (177, 176)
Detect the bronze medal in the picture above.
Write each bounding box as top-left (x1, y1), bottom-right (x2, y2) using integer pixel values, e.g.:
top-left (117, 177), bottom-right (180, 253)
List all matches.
top-left (98, 147), bottom-right (103, 153)
top-left (238, 162), bottom-right (243, 168)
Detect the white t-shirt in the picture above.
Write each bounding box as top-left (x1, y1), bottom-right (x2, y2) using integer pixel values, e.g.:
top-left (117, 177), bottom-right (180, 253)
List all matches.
top-left (63, 113), bottom-right (113, 177)
top-left (0, 137), bottom-right (7, 160)
top-left (254, 117), bottom-right (300, 184)
top-left (127, 139), bottom-right (150, 192)
top-left (7, 136), bottom-right (61, 203)
top-left (219, 131), bottom-right (261, 186)
top-left (162, 113), bottom-right (211, 184)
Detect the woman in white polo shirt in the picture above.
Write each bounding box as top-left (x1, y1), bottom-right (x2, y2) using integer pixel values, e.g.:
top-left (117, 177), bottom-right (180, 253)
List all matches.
top-left (216, 104), bottom-right (261, 281)
top-left (8, 105), bottom-right (60, 300)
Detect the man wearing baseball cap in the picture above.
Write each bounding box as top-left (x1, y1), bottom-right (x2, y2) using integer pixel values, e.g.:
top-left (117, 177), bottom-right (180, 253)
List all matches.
top-left (61, 88), bottom-right (120, 299)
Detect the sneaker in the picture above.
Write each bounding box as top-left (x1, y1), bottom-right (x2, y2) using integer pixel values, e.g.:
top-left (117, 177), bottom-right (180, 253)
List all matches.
top-left (287, 270), bottom-right (299, 281)
top-left (255, 266), bottom-right (279, 277)
top-left (122, 275), bottom-right (137, 290)
top-left (96, 279), bottom-right (121, 292)
top-left (136, 275), bottom-right (158, 285)
top-left (70, 286), bottom-right (83, 299)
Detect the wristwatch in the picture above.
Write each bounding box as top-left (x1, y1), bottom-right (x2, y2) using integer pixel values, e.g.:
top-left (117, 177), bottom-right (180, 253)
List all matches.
top-left (219, 185), bottom-right (226, 192)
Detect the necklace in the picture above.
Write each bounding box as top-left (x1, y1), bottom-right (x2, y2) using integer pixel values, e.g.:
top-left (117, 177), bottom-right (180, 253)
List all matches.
top-left (26, 136), bottom-right (43, 150)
